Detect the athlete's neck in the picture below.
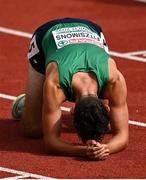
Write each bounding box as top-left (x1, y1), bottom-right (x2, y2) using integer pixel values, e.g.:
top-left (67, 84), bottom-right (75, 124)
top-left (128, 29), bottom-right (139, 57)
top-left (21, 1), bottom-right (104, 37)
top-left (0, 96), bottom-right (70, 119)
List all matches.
top-left (72, 71), bottom-right (99, 102)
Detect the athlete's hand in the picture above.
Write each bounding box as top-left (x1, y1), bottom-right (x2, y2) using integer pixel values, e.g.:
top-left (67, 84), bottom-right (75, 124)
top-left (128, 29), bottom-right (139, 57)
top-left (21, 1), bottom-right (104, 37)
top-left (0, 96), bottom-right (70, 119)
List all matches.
top-left (86, 140), bottom-right (110, 160)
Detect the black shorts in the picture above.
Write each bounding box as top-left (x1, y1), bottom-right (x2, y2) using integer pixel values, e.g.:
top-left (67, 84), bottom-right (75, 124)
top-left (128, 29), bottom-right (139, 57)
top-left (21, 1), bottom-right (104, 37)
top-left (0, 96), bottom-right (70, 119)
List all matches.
top-left (28, 17), bottom-right (104, 75)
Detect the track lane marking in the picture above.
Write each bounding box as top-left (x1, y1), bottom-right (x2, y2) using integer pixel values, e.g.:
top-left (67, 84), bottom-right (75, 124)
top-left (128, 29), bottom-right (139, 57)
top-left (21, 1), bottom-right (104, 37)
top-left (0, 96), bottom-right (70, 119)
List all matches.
top-left (109, 51), bottom-right (146, 63)
top-left (0, 26), bottom-right (32, 38)
top-left (0, 93), bottom-right (146, 128)
top-left (123, 50), bottom-right (146, 56)
top-left (129, 120), bottom-right (146, 127)
top-left (134, 0), bottom-right (146, 2)
top-left (0, 166), bottom-right (55, 179)
top-left (0, 26), bottom-right (146, 62)
top-left (0, 93), bottom-right (16, 100)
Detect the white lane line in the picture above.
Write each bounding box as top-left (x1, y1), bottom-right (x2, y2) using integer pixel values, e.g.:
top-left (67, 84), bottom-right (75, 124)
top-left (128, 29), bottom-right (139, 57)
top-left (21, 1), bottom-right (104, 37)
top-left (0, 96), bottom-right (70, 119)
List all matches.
top-left (61, 106), bottom-right (71, 112)
top-left (109, 51), bottom-right (146, 63)
top-left (0, 166), bottom-right (55, 179)
top-left (0, 93), bottom-right (16, 100)
top-left (0, 93), bottom-right (146, 128)
top-left (0, 26), bottom-right (32, 38)
top-left (0, 26), bottom-right (146, 63)
top-left (129, 120), bottom-right (146, 127)
top-left (2, 175), bottom-right (30, 179)
top-left (135, 0), bottom-right (146, 3)
top-left (123, 50), bottom-right (146, 56)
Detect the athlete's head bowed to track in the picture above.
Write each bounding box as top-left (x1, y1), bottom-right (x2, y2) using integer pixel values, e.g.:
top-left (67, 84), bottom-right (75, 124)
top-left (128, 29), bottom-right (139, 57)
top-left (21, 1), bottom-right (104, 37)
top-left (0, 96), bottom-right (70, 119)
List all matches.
top-left (12, 18), bottom-right (129, 160)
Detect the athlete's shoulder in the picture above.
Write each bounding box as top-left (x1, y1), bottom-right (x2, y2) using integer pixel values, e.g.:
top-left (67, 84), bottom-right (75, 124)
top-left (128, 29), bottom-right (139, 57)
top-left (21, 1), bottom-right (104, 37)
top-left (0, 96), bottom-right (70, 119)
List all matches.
top-left (45, 62), bottom-right (60, 83)
top-left (45, 62), bottom-right (67, 102)
top-left (108, 58), bottom-right (125, 84)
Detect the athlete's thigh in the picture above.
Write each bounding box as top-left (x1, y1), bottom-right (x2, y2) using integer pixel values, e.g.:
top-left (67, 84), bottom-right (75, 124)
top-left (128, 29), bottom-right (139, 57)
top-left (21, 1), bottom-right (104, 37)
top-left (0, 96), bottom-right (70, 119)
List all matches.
top-left (22, 64), bottom-right (45, 136)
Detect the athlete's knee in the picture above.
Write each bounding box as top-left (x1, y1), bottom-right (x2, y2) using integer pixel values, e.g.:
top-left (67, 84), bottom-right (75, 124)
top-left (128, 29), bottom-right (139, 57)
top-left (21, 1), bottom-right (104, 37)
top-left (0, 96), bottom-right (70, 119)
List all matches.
top-left (24, 126), bottom-right (43, 138)
top-left (22, 121), bottom-right (43, 138)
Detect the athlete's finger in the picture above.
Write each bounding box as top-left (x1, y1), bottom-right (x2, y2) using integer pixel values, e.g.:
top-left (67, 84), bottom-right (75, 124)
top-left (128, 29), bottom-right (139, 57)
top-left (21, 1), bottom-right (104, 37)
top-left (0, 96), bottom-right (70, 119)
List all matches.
top-left (96, 150), bottom-right (110, 159)
top-left (98, 153), bottom-right (109, 160)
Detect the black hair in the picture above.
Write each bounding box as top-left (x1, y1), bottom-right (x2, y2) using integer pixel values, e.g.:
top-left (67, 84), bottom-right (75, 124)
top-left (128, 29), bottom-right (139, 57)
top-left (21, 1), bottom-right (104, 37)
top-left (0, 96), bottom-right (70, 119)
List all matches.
top-left (73, 96), bottom-right (109, 143)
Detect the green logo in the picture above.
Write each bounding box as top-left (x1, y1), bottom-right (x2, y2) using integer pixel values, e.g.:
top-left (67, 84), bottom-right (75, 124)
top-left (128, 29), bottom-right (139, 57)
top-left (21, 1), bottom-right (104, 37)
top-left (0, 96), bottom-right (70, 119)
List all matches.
top-left (58, 40), bottom-right (68, 47)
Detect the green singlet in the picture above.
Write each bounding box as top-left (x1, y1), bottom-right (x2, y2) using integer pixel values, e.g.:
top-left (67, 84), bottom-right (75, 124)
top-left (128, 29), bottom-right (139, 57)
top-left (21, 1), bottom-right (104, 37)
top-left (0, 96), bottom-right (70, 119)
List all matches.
top-left (42, 22), bottom-right (110, 101)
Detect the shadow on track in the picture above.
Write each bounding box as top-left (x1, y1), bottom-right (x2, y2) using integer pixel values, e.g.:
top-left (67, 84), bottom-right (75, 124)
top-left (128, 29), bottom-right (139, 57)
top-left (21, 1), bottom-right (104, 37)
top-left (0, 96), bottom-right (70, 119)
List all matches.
top-left (0, 116), bottom-right (77, 156)
top-left (0, 118), bottom-right (45, 155)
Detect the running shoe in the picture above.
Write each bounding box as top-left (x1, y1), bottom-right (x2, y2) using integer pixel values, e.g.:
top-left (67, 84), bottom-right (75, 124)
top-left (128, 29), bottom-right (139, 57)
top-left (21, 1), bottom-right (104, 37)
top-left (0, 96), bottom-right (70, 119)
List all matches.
top-left (12, 94), bottom-right (26, 119)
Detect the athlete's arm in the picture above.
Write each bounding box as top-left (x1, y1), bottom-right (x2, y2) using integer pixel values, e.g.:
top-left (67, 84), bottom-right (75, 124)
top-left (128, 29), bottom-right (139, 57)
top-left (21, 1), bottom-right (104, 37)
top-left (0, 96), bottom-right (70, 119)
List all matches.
top-left (42, 75), bottom-right (90, 157)
top-left (105, 59), bottom-right (129, 154)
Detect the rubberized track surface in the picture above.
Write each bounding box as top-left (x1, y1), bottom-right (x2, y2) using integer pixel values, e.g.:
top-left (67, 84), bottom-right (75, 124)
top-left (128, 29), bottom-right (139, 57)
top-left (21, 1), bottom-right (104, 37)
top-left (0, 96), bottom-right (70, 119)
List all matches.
top-left (0, 0), bottom-right (146, 179)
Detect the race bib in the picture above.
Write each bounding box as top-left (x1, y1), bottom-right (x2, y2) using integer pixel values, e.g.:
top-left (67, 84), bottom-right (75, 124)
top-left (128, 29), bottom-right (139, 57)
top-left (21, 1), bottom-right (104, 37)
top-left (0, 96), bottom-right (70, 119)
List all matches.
top-left (52, 26), bottom-right (104, 49)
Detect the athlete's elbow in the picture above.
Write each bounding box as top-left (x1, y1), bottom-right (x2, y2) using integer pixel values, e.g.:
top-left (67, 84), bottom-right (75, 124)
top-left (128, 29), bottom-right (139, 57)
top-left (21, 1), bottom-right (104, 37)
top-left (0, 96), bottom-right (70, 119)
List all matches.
top-left (109, 133), bottom-right (129, 154)
top-left (119, 134), bottom-right (129, 152)
top-left (122, 136), bottom-right (129, 149)
top-left (44, 136), bottom-right (59, 154)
